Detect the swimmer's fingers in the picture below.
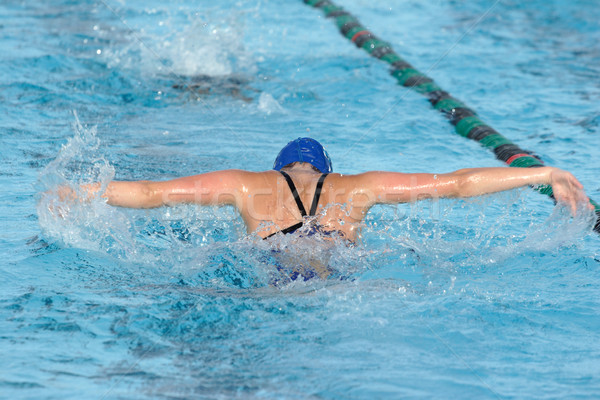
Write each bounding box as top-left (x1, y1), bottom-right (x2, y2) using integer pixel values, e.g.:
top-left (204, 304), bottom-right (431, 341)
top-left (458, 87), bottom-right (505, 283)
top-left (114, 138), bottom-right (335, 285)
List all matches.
top-left (554, 190), bottom-right (577, 215)
top-left (55, 183), bottom-right (100, 203)
top-left (57, 185), bottom-right (77, 202)
top-left (561, 188), bottom-right (587, 215)
top-left (566, 193), bottom-right (577, 216)
top-left (550, 170), bottom-right (591, 215)
top-left (571, 180), bottom-right (593, 214)
top-left (52, 204), bottom-right (70, 219)
top-left (45, 185), bottom-right (88, 219)
top-left (43, 188), bottom-right (70, 219)
top-left (574, 187), bottom-right (594, 211)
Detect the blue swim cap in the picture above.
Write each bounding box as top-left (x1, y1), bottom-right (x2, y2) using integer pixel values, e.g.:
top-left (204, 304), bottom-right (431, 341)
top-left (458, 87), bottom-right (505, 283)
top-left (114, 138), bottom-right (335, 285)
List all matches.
top-left (273, 137), bottom-right (333, 173)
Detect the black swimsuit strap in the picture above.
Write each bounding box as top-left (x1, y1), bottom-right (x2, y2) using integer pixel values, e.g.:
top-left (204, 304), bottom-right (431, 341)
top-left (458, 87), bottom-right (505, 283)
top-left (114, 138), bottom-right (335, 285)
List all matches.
top-left (264, 221), bottom-right (303, 239)
top-left (263, 171), bottom-right (330, 240)
top-left (279, 170), bottom-right (308, 216)
top-left (309, 173), bottom-right (328, 216)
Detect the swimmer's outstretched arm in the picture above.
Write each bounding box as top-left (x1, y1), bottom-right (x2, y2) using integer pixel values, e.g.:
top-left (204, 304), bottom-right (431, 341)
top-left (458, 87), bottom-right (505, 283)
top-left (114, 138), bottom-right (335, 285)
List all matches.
top-left (358, 166), bottom-right (590, 214)
top-left (80, 169), bottom-right (248, 209)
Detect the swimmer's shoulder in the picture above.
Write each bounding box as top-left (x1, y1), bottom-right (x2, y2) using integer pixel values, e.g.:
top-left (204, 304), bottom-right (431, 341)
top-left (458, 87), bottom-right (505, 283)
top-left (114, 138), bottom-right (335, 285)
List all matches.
top-left (213, 169), bottom-right (278, 179)
top-left (327, 171), bottom-right (405, 186)
top-left (220, 169), bottom-right (282, 189)
top-left (320, 171), bottom-right (376, 188)
top-left (228, 170), bottom-right (379, 188)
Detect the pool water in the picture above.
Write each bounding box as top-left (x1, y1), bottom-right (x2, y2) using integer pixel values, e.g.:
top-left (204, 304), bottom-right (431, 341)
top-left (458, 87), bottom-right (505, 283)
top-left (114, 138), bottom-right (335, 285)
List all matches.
top-left (2, 0), bottom-right (600, 398)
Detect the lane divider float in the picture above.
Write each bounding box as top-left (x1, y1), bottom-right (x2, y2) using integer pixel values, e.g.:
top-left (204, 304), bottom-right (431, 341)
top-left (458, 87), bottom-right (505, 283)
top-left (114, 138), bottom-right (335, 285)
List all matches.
top-left (303, 0), bottom-right (600, 232)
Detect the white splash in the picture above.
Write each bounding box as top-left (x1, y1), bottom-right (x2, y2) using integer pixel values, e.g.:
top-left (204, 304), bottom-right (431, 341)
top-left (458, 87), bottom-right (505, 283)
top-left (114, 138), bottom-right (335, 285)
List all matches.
top-left (36, 112), bottom-right (137, 259)
top-left (257, 92), bottom-right (285, 115)
top-left (104, 9), bottom-right (256, 78)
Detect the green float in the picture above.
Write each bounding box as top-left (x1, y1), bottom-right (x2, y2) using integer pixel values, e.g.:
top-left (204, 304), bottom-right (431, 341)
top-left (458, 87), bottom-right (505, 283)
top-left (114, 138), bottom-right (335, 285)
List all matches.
top-left (303, 0), bottom-right (600, 233)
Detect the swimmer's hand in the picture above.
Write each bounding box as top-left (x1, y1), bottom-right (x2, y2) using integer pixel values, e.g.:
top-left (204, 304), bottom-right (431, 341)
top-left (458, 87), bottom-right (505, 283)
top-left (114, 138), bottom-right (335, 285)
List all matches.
top-left (55, 185), bottom-right (77, 203)
top-left (54, 183), bottom-right (101, 202)
top-left (548, 167), bottom-right (593, 215)
top-left (44, 183), bottom-right (101, 218)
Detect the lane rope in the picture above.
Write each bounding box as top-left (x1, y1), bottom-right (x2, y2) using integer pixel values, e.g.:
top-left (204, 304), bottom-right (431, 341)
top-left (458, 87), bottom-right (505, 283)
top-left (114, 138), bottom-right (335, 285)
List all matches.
top-left (303, 0), bottom-right (600, 232)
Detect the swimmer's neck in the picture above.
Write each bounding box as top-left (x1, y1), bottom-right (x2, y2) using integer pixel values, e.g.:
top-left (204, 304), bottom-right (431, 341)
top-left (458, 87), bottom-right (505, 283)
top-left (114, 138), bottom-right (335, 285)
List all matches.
top-left (280, 162), bottom-right (322, 175)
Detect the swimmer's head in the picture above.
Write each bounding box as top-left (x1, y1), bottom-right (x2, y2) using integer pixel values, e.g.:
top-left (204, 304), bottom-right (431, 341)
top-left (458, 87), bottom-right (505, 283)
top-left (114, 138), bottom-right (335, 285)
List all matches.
top-left (273, 137), bottom-right (333, 173)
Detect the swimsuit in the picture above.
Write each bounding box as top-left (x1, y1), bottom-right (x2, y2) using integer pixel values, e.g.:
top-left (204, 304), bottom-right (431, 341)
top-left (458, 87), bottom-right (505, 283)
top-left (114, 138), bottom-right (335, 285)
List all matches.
top-left (262, 171), bottom-right (352, 284)
top-left (264, 171), bottom-right (329, 239)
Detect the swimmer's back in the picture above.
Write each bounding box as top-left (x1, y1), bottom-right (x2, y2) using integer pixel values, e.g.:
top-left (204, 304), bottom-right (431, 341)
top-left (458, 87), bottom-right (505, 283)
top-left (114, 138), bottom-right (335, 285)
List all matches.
top-left (237, 169), bottom-right (370, 241)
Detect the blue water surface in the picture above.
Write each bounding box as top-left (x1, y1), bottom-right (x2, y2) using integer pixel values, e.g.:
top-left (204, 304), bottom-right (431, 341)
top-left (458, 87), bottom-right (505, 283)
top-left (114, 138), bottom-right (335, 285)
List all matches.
top-left (1, 0), bottom-right (600, 399)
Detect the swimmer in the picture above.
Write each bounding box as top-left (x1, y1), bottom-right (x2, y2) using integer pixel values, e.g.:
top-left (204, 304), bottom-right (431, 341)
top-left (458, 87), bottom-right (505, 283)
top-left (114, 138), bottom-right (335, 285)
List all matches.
top-left (172, 74), bottom-right (255, 102)
top-left (65, 137), bottom-right (592, 242)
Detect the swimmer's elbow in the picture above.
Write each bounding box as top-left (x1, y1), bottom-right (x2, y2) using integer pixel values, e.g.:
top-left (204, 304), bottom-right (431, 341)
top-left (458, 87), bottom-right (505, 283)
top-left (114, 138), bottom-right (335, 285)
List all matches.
top-left (444, 169), bottom-right (472, 198)
top-left (451, 168), bottom-right (495, 198)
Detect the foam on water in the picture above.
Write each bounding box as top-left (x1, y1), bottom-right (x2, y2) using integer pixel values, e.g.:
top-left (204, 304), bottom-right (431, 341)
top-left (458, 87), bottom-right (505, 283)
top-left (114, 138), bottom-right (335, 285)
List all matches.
top-left (257, 92), bottom-right (286, 115)
top-left (36, 118), bottom-right (595, 294)
top-left (36, 118), bottom-right (371, 290)
top-left (101, 5), bottom-right (256, 78)
top-left (36, 114), bottom-right (134, 257)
